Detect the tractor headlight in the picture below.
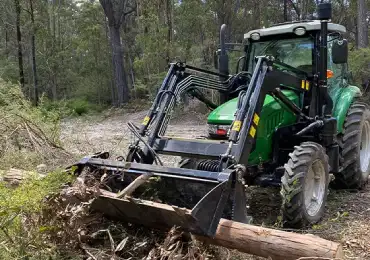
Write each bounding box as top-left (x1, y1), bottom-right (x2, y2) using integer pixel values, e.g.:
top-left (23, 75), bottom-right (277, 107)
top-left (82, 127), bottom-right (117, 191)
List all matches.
top-left (208, 124), bottom-right (231, 137)
top-left (250, 32), bottom-right (261, 41)
top-left (294, 27), bottom-right (306, 36)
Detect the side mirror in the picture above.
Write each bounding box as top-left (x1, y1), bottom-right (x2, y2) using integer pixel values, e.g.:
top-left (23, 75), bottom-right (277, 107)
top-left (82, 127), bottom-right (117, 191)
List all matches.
top-left (332, 39), bottom-right (348, 64)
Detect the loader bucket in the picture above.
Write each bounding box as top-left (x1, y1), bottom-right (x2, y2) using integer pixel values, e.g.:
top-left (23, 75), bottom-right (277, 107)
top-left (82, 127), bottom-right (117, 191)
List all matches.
top-left (69, 154), bottom-right (238, 237)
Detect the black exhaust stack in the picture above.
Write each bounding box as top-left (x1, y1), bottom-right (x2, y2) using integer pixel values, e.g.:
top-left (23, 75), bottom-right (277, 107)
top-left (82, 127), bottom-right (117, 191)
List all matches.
top-left (219, 24), bottom-right (229, 76)
top-left (317, 2), bottom-right (339, 173)
top-left (317, 2), bottom-right (333, 117)
top-left (219, 24), bottom-right (229, 103)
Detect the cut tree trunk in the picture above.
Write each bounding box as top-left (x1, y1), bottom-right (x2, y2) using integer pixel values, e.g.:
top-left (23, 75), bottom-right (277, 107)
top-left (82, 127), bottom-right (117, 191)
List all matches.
top-left (1, 168), bottom-right (45, 186)
top-left (92, 193), bottom-right (344, 260)
top-left (197, 219), bottom-right (343, 260)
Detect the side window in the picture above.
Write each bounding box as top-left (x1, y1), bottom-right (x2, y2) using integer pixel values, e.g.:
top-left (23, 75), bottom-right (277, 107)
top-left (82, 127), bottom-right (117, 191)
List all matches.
top-left (327, 36), bottom-right (344, 85)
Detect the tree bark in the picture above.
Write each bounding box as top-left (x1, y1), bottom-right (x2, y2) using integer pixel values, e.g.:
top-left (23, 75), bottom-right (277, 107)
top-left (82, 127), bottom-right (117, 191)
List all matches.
top-left (14, 0), bottom-right (25, 91)
top-left (357, 0), bottom-right (368, 48)
top-left (110, 25), bottom-right (129, 104)
top-left (197, 220), bottom-right (343, 260)
top-left (92, 194), bottom-right (344, 260)
top-left (100, 0), bottom-right (130, 105)
top-left (29, 0), bottom-right (39, 106)
top-left (165, 0), bottom-right (172, 63)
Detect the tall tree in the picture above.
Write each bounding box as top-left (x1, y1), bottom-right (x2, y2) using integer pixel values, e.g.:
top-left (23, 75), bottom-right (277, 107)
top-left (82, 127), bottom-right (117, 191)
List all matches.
top-left (99, 0), bottom-right (135, 105)
top-left (29, 0), bottom-right (39, 106)
top-left (14, 0), bottom-right (25, 91)
top-left (357, 0), bottom-right (368, 48)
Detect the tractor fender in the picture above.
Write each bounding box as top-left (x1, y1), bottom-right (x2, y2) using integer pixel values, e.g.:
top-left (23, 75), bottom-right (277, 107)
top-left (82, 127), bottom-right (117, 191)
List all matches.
top-left (332, 85), bottom-right (362, 133)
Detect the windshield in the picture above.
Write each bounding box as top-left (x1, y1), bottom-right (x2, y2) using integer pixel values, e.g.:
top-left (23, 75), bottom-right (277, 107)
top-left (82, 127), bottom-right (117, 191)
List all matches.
top-left (247, 37), bottom-right (314, 73)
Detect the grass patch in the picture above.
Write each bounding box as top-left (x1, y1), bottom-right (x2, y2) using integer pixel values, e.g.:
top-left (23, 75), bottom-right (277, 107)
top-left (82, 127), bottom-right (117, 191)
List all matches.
top-left (0, 171), bottom-right (75, 260)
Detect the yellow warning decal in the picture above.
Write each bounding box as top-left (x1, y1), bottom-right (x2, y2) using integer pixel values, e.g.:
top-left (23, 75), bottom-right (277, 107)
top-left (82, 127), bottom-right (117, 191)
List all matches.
top-left (142, 116), bottom-right (150, 126)
top-left (249, 126), bottom-right (256, 138)
top-left (232, 120), bottom-right (242, 131)
top-left (253, 113), bottom-right (260, 126)
top-left (301, 80), bottom-right (310, 91)
top-left (301, 80), bottom-right (305, 89)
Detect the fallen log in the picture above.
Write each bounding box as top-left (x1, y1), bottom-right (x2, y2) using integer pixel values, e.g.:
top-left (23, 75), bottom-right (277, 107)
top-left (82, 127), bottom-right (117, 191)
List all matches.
top-left (196, 220), bottom-right (343, 260)
top-left (92, 192), bottom-right (343, 260)
top-left (1, 168), bottom-right (45, 186)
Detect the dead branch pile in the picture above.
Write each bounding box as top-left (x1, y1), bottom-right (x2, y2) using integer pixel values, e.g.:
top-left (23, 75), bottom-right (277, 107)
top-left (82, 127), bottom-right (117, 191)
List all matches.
top-left (41, 177), bottom-right (218, 260)
top-left (0, 112), bottom-right (68, 161)
top-left (0, 79), bottom-right (70, 170)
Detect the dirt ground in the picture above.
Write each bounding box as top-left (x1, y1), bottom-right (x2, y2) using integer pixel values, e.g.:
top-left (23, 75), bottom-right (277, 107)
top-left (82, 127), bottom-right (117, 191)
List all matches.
top-left (60, 108), bottom-right (370, 260)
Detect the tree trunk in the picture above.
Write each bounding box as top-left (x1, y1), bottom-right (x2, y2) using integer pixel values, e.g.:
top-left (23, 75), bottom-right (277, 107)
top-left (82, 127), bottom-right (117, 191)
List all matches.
top-left (99, 0), bottom-right (130, 105)
top-left (109, 25), bottom-right (129, 105)
top-left (284, 0), bottom-right (288, 21)
top-left (29, 0), bottom-right (39, 106)
top-left (14, 0), bottom-right (25, 91)
top-left (92, 194), bottom-right (344, 260)
top-left (104, 16), bottom-right (116, 105)
top-left (165, 0), bottom-right (172, 63)
top-left (357, 0), bottom-right (368, 48)
top-left (197, 220), bottom-right (343, 260)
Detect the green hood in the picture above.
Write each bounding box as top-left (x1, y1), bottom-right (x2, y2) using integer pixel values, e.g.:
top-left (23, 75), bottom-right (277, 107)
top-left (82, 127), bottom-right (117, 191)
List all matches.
top-left (207, 91), bottom-right (298, 125)
top-left (207, 98), bottom-right (238, 124)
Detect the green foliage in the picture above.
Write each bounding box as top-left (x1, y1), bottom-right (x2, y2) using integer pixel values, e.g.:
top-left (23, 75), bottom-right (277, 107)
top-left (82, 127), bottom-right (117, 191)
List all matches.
top-left (0, 171), bottom-right (75, 260)
top-left (131, 83), bottom-right (150, 99)
top-left (0, 79), bottom-right (64, 170)
top-left (67, 98), bottom-right (91, 115)
top-left (348, 47), bottom-right (370, 86)
top-left (0, 79), bottom-right (61, 137)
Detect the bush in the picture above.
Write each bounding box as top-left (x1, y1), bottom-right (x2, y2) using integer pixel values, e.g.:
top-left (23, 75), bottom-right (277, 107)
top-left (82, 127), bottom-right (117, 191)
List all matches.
top-left (0, 171), bottom-right (75, 259)
top-left (0, 79), bottom-right (66, 171)
top-left (348, 47), bottom-right (370, 86)
top-left (38, 95), bottom-right (72, 118)
top-left (67, 98), bottom-right (91, 115)
top-left (131, 84), bottom-right (150, 99)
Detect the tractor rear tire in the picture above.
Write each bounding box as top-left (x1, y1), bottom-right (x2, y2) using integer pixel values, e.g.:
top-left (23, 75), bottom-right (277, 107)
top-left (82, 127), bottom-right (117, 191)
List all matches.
top-left (281, 142), bottom-right (329, 228)
top-left (332, 101), bottom-right (370, 190)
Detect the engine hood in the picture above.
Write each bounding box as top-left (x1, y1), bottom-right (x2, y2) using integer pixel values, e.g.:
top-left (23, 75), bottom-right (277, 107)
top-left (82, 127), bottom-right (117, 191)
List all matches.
top-left (207, 91), bottom-right (298, 125)
top-left (207, 98), bottom-right (238, 125)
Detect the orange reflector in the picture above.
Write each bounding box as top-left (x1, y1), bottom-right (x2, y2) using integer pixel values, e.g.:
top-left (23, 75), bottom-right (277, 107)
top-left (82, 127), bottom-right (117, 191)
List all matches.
top-left (327, 70), bottom-right (334, 79)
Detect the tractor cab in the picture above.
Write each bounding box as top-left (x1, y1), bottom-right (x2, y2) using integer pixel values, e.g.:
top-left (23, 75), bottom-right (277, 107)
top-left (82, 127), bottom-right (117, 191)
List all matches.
top-left (208, 20), bottom-right (350, 140)
top-left (243, 21), bottom-right (348, 85)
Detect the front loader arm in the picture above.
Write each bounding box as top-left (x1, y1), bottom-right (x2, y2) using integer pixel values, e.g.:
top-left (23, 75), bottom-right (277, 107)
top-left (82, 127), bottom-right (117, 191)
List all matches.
top-left (68, 57), bottom-right (310, 238)
top-left (226, 56), bottom-right (309, 165)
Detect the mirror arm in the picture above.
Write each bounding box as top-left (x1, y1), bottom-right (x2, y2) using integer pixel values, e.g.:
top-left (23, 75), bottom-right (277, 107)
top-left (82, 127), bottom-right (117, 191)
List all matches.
top-left (235, 56), bottom-right (246, 74)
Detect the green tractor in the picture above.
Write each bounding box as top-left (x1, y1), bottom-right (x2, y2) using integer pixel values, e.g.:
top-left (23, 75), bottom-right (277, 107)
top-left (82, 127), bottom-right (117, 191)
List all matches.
top-left (70, 3), bottom-right (370, 237)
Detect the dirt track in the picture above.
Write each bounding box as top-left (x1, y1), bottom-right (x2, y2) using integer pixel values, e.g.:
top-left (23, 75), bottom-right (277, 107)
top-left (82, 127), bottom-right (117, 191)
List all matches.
top-left (61, 109), bottom-right (370, 260)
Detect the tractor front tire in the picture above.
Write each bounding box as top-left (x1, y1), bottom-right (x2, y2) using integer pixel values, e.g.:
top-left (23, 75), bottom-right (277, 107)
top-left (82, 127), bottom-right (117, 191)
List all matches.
top-left (281, 142), bottom-right (329, 228)
top-left (332, 101), bottom-right (370, 189)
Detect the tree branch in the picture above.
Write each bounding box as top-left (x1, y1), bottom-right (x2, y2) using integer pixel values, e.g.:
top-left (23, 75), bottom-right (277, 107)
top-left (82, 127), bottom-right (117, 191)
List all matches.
top-left (287, 0), bottom-right (300, 19)
top-left (99, 0), bottom-right (115, 26)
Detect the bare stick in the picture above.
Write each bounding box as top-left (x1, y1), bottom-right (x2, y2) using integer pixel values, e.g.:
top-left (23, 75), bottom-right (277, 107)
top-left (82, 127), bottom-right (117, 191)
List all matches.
top-left (116, 172), bottom-right (153, 198)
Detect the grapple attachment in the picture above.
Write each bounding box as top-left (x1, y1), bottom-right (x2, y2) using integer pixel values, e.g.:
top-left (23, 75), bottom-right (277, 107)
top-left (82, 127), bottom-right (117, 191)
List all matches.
top-left (70, 153), bottom-right (246, 237)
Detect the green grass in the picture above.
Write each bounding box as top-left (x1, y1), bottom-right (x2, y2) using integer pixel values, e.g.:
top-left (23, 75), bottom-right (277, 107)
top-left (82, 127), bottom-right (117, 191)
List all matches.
top-left (0, 171), bottom-right (75, 259)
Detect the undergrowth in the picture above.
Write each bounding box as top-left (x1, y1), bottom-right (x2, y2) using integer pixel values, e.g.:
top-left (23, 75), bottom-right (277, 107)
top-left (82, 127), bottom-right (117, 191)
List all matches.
top-left (0, 79), bottom-right (77, 259)
top-left (0, 79), bottom-right (70, 170)
top-left (0, 171), bottom-right (75, 260)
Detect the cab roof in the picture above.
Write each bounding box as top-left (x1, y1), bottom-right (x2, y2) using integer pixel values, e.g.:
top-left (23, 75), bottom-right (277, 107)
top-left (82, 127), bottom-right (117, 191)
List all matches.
top-left (244, 20), bottom-right (346, 39)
